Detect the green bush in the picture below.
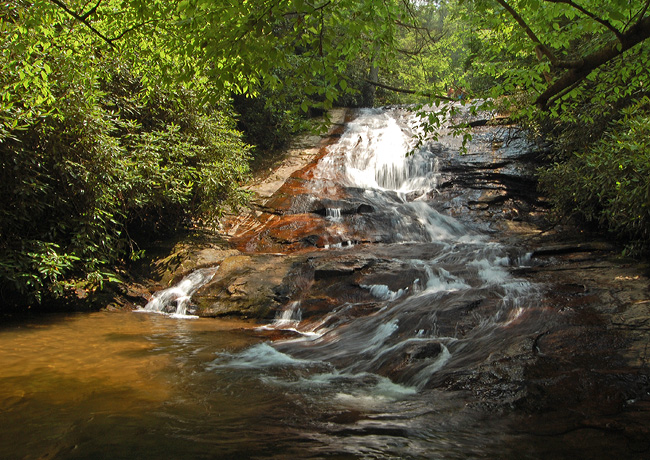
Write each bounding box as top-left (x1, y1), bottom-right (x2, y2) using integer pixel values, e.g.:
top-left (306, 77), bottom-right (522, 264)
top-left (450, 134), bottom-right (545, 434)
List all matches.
top-left (539, 98), bottom-right (650, 255)
top-left (232, 93), bottom-right (301, 154)
top-left (0, 44), bottom-right (250, 307)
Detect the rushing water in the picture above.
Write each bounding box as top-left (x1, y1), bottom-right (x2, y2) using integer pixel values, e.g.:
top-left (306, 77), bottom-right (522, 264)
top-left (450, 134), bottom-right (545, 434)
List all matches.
top-left (143, 267), bottom-right (218, 317)
top-left (2, 107), bottom-right (565, 459)
top-left (0, 311), bottom-right (525, 460)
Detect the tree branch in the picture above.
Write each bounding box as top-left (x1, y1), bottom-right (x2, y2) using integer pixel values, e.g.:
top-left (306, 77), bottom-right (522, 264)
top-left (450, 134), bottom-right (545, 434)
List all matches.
top-left (235, 0), bottom-right (286, 45)
top-left (638, 0), bottom-right (650, 24)
top-left (495, 0), bottom-right (559, 66)
top-left (545, 79), bottom-right (583, 107)
top-left (310, 1), bottom-right (332, 13)
top-left (109, 19), bottom-right (157, 42)
top-left (47, 0), bottom-right (115, 48)
top-left (79, 0), bottom-right (102, 21)
top-left (543, 0), bottom-right (623, 40)
top-left (397, 45), bottom-right (427, 57)
top-left (536, 15), bottom-right (650, 108)
top-left (363, 78), bottom-right (455, 101)
top-left (282, 1), bottom-right (332, 17)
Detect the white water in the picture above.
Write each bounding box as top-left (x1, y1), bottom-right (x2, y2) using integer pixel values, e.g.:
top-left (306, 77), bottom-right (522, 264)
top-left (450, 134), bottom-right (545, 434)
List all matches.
top-left (316, 108), bottom-right (440, 194)
top-left (139, 107), bottom-right (540, 403)
top-left (0, 107), bottom-right (617, 460)
top-left (325, 207), bottom-right (342, 220)
top-left (213, 106), bottom-right (542, 396)
top-left (141, 267), bottom-right (218, 317)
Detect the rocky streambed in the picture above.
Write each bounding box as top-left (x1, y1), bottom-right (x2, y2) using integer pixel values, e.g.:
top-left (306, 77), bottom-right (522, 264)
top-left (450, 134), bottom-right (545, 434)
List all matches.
top-left (120, 106), bottom-right (649, 458)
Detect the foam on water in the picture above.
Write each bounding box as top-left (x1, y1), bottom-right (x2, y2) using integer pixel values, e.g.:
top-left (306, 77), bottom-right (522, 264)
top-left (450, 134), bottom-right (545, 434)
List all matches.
top-left (203, 107), bottom-right (540, 401)
top-left (366, 319), bottom-right (400, 351)
top-left (423, 266), bottom-right (471, 294)
top-left (208, 342), bottom-right (317, 369)
top-left (362, 284), bottom-right (406, 301)
top-left (469, 258), bottom-right (510, 285)
top-left (141, 267), bottom-right (218, 316)
top-left (262, 369), bottom-right (417, 408)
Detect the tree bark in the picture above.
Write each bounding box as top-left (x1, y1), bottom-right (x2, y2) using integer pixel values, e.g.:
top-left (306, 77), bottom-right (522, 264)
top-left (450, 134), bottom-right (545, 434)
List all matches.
top-left (362, 58), bottom-right (379, 107)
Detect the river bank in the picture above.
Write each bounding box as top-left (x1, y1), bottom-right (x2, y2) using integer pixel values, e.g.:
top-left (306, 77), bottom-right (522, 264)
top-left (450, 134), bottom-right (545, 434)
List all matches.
top-left (111, 108), bottom-right (349, 311)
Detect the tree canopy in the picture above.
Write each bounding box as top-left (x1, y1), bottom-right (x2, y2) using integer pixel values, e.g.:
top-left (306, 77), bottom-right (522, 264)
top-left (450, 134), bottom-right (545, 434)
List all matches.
top-left (460, 0), bottom-right (650, 113)
top-left (1, 0), bottom-right (252, 307)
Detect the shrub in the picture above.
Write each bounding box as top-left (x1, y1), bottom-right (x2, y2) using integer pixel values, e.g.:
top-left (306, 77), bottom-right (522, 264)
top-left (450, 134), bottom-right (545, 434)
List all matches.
top-left (539, 98), bottom-right (650, 255)
top-left (0, 46), bottom-right (250, 307)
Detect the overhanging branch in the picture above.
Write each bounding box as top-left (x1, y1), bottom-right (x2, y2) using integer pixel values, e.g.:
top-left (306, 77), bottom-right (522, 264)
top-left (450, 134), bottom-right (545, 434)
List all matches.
top-left (47, 0), bottom-right (115, 48)
top-left (536, 16), bottom-right (650, 109)
top-left (363, 78), bottom-right (455, 101)
top-left (640, 0), bottom-right (650, 22)
top-left (543, 0), bottom-right (623, 40)
top-left (495, 0), bottom-right (559, 66)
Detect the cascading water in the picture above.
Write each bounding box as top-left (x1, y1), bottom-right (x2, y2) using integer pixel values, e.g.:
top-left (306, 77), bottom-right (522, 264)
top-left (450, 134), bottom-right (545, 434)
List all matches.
top-left (141, 267), bottom-right (218, 317)
top-left (315, 108), bottom-right (441, 195)
top-left (214, 106), bottom-right (541, 396)
top-left (3, 106), bottom-right (642, 460)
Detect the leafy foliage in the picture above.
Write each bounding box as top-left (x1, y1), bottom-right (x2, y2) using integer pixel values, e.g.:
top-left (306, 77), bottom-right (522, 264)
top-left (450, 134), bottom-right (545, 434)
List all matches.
top-left (166, 0), bottom-right (414, 107)
top-left (0, 1), bottom-right (250, 307)
top-left (454, 0), bottom-right (650, 113)
top-left (4, 0), bottom-right (650, 308)
top-left (539, 99), bottom-right (650, 255)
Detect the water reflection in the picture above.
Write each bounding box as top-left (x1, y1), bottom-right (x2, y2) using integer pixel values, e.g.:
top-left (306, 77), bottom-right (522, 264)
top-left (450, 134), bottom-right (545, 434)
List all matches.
top-left (0, 312), bottom-right (265, 460)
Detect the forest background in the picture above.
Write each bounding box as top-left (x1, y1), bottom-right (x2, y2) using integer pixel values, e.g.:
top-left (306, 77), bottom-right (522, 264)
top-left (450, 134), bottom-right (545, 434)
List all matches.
top-left (1, 0), bottom-right (649, 310)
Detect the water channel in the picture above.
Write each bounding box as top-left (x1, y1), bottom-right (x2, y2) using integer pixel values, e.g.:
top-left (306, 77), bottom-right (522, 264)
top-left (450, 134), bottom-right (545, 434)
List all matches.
top-left (1, 107), bottom-right (641, 459)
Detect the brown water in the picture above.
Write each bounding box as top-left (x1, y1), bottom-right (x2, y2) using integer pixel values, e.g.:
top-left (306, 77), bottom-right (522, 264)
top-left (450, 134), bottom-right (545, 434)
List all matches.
top-left (0, 312), bottom-right (281, 459)
top-left (0, 311), bottom-right (524, 460)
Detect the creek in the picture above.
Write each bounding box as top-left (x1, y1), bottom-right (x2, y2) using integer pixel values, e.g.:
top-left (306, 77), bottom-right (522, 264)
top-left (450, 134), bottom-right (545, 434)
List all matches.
top-left (1, 106), bottom-right (647, 459)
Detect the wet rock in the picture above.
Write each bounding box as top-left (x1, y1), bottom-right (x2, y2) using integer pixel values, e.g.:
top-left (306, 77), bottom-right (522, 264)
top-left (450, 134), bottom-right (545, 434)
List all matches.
top-left (410, 342), bottom-right (443, 360)
top-left (110, 281), bottom-right (152, 310)
top-left (310, 199), bottom-right (375, 217)
top-left (531, 241), bottom-right (617, 257)
top-left (116, 230), bottom-right (240, 310)
top-left (227, 213), bottom-right (332, 253)
top-left (192, 254), bottom-right (309, 318)
top-left (469, 189), bottom-right (509, 206)
top-left (312, 255), bottom-right (374, 280)
top-left (141, 232), bottom-right (238, 287)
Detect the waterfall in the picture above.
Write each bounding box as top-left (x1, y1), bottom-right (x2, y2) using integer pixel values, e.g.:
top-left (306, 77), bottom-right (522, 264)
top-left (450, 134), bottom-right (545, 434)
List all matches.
top-left (141, 267), bottom-right (218, 317)
top-left (314, 108), bottom-right (441, 195)
top-left (215, 105), bottom-right (541, 392)
top-left (325, 207), bottom-right (342, 220)
top-left (6, 105), bottom-right (632, 459)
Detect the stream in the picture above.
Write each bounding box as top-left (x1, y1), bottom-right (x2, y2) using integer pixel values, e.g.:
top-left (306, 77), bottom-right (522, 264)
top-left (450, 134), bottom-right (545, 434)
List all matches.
top-left (1, 106), bottom-right (647, 459)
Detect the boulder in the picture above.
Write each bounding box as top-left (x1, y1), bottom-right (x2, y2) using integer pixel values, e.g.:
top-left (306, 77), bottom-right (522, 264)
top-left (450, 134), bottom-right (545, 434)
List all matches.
top-left (192, 254), bottom-right (309, 318)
